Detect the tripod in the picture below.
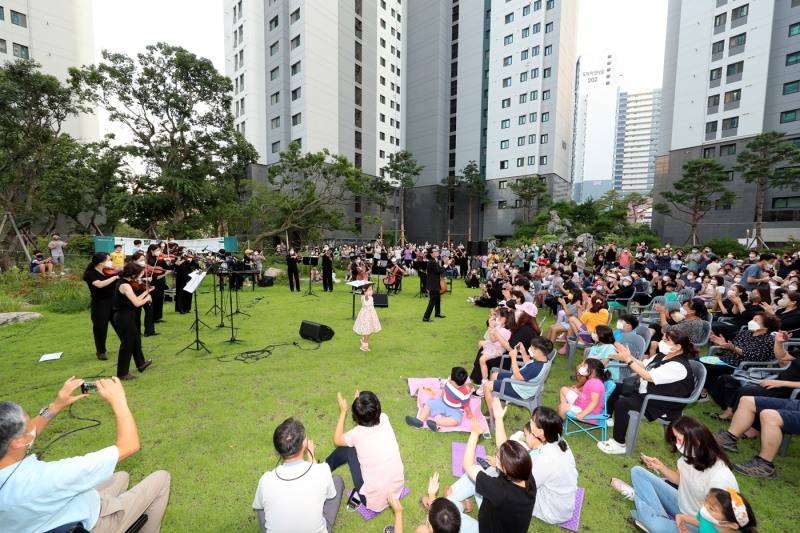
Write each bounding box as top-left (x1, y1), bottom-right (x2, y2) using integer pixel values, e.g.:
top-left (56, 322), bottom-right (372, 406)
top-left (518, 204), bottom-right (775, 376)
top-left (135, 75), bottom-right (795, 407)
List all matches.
top-left (178, 291), bottom-right (210, 354)
top-left (230, 274), bottom-right (251, 316)
top-left (206, 275), bottom-right (223, 317)
top-left (302, 257), bottom-right (319, 297)
top-left (225, 274), bottom-right (243, 343)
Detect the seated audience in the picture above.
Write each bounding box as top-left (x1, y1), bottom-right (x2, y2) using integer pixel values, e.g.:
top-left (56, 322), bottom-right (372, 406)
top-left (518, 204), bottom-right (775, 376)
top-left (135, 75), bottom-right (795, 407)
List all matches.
top-left (385, 472), bottom-right (460, 533)
top-left (481, 337), bottom-right (554, 413)
top-left (406, 367), bottom-right (474, 431)
top-left (558, 358), bottom-right (610, 422)
top-left (676, 488), bottom-right (758, 533)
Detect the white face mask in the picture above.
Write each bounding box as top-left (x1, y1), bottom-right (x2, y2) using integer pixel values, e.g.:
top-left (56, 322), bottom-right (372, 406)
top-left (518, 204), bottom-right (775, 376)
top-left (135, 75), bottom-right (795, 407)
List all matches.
top-left (622, 282), bottom-right (630, 287)
top-left (104, 260), bottom-right (113, 268)
top-left (676, 442), bottom-right (685, 455)
top-left (658, 340), bottom-right (673, 354)
top-left (747, 320), bottom-right (761, 332)
top-left (778, 298), bottom-right (789, 307)
top-left (686, 275), bottom-right (694, 280)
top-left (790, 285), bottom-right (798, 291)
top-left (137, 260), bottom-right (146, 266)
top-left (728, 255), bottom-right (734, 259)
top-left (734, 277), bottom-right (741, 283)
top-left (616, 321), bottom-right (625, 331)
top-left (699, 505), bottom-right (726, 527)
top-left (577, 365), bottom-right (589, 377)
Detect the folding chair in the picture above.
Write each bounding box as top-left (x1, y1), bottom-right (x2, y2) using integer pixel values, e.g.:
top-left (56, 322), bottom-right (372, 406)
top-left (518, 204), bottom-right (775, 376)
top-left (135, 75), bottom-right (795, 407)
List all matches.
top-left (46, 515), bottom-right (148, 533)
top-left (564, 380), bottom-right (617, 442)
top-left (492, 353), bottom-right (555, 426)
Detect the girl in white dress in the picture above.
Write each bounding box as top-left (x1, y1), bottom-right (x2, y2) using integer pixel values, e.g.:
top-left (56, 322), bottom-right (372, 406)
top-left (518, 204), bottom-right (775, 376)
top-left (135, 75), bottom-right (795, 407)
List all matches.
top-left (354, 286), bottom-right (381, 351)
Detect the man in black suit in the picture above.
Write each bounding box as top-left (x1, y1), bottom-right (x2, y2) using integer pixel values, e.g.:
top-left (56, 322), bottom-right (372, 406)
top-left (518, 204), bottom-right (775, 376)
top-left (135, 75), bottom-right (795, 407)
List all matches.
top-left (422, 247), bottom-right (446, 322)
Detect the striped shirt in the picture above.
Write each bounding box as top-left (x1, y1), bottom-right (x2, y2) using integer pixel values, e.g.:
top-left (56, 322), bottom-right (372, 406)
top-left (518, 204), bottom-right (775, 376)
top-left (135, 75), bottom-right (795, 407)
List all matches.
top-left (443, 381), bottom-right (471, 410)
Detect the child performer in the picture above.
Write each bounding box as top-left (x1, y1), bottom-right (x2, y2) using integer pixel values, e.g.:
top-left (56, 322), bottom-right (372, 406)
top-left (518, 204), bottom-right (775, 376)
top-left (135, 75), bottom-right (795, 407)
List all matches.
top-left (354, 285), bottom-right (381, 351)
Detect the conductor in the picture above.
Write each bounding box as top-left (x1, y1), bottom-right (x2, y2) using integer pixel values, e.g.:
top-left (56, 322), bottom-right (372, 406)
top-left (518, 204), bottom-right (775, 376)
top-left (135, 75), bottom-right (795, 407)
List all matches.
top-left (422, 247), bottom-right (446, 322)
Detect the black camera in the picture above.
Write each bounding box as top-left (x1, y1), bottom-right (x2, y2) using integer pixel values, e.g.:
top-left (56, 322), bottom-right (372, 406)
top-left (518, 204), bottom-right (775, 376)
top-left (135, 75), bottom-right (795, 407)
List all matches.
top-left (81, 382), bottom-right (97, 394)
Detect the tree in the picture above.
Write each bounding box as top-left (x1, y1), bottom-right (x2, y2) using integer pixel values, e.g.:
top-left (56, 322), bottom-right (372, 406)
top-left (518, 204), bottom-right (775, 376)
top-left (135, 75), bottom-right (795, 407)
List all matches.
top-left (381, 150), bottom-right (424, 246)
top-left (509, 175), bottom-right (549, 223)
top-left (439, 173), bottom-right (464, 243)
top-left (0, 60), bottom-right (87, 244)
top-left (654, 159), bottom-right (737, 245)
top-left (597, 189), bottom-right (627, 213)
top-left (460, 160), bottom-right (488, 241)
top-left (624, 191), bottom-right (651, 225)
top-left (735, 131), bottom-right (800, 247)
top-left (70, 42), bottom-right (256, 237)
top-left (247, 142), bottom-right (380, 246)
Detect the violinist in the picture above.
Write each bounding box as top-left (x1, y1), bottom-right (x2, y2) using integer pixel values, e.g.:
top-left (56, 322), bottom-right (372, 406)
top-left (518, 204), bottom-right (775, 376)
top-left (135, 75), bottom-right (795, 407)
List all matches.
top-left (113, 262), bottom-right (154, 380)
top-left (132, 251), bottom-right (158, 337)
top-left (286, 247), bottom-right (302, 292)
top-left (146, 244), bottom-right (171, 324)
top-left (83, 253), bottom-right (122, 361)
top-left (174, 247), bottom-right (199, 314)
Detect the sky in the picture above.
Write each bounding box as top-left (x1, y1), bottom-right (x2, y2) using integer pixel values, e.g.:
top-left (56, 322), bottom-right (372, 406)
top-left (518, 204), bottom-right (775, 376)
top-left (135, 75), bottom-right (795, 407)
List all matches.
top-left (91, 0), bottom-right (669, 105)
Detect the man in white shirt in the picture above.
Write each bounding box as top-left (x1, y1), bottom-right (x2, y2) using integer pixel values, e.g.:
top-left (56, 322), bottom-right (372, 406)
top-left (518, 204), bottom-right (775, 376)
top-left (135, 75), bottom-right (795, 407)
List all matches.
top-left (253, 418), bottom-right (344, 533)
top-left (0, 376), bottom-right (171, 533)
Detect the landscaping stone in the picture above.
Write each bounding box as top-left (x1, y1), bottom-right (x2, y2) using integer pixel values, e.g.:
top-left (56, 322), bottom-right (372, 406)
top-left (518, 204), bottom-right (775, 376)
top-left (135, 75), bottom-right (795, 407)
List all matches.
top-left (0, 312), bottom-right (43, 327)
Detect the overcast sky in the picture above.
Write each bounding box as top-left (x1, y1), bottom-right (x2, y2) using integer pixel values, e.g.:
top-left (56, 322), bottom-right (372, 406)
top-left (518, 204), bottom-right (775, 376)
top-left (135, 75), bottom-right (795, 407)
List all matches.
top-left (92, 0), bottom-right (668, 107)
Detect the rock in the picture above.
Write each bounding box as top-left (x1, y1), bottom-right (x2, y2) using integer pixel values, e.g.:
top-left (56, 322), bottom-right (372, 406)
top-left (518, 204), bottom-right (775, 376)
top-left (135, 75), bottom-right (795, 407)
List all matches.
top-left (575, 233), bottom-right (596, 257)
top-left (0, 312), bottom-right (43, 327)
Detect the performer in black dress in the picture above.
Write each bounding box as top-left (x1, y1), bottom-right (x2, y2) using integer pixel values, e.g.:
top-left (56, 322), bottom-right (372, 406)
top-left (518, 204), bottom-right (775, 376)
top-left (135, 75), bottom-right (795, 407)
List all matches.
top-left (113, 262), bottom-right (153, 380)
top-left (422, 247), bottom-right (446, 322)
top-left (82, 252), bottom-right (121, 361)
top-left (174, 247), bottom-right (199, 313)
top-left (286, 248), bottom-right (302, 292)
top-left (321, 247), bottom-right (334, 292)
top-left (146, 244), bottom-right (171, 324)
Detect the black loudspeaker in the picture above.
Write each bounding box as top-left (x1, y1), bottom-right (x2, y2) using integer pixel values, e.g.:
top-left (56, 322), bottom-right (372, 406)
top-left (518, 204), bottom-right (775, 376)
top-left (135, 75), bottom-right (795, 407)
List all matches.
top-left (373, 294), bottom-right (389, 308)
top-left (299, 320), bottom-right (335, 342)
top-left (257, 276), bottom-right (274, 287)
top-left (478, 241), bottom-right (489, 255)
top-left (467, 241), bottom-right (476, 256)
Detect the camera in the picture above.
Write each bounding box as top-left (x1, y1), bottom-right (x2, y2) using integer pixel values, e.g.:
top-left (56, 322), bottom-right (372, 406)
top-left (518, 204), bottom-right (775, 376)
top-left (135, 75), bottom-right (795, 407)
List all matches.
top-left (81, 382), bottom-right (97, 394)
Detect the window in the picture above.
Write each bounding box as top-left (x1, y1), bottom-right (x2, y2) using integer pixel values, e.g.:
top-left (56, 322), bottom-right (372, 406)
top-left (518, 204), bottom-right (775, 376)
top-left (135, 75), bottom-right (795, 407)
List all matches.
top-left (520, 72), bottom-right (528, 82)
top-left (500, 140), bottom-right (510, 149)
top-left (517, 136), bottom-right (525, 146)
top-left (500, 160), bottom-right (509, 169)
top-left (502, 77), bottom-right (512, 87)
top-left (271, 141), bottom-right (281, 154)
top-left (529, 112), bottom-right (537, 122)
top-left (380, 18), bottom-right (386, 28)
top-left (541, 134), bottom-right (549, 144)
top-left (10, 10), bottom-right (26, 27)
top-left (291, 62), bottom-right (301, 75)
top-left (708, 95), bottom-right (720, 107)
top-left (540, 156), bottom-right (548, 165)
top-left (498, 200), bottom-right (508, 209)
top-left (522, 27), bottom-right (530, 38)
top-left (270, 67), bottom-right (279, 80)
top-left (791, 23), bottom-right (800, 37)
top-left (542, 90), bottom-right (550, 100)
top-left (703, 147), bottom-right (715, 158)
top-left (0, 7), bottom-right (4, 20)
top-left (270, 42), bottom-right (279, 56)
top-left (528, 156), bottom-right (536, 165)
top-left (724, 89), bottom-right (741, 103)
top-left (501, 98), bottom-right (511, 108)
top-left (518, 115), bottom-right (526, 125)
top-left (292, 113), bottom-right (302, 126)
top-left (270, 92), bottom-right (280, 104)
top-left (706, 121), bottom-right (718, 133)
top-left (291, 36), bottom-right (301, 50)
top-left (544, 45), bottom-right (552, 56)
top-left (784, 80), bottom-right (800, 95)
top-left (271, 117), bottom-right (280, 129)
top-left (787, 52), bottom-right (800, 66)
top-left (547, 0), bottom-right (555, 9)
top-left (380, 76), bottom-right (386, 85)
top-left (532, 45), bottom-right (540, 56)
top-left (505, 13), bottom-right (514, 24)
top-left (523, 5), bottom-right (531, 16)
top-left (714, 13), bottom-right (726, 28)
top-left (533, 23), bottom-right (541, 34)
top-left (731, 4), bottom-right (748, 20)
top-left (534, 0), bottom-right (542, 10)
top-left (726, 61), bottom-right (744, 76)
top-left (543, 67), bottom-right (551, 78)
top-left (531, 68), bottom-right (539, 78)
top-left (291, 8), bottom-right (301, 23)
top-left (503, 55), bottom-right (513, 66)
top-left (545, 22), bottom-right (553, 33)
top-left (721, 144), bottom-right (736, 155)
top-left (530, 90), bottom-right (538, 100)
top-left (499, 180), bottom-right (508, 189)
top-left (722, 116), bottom-right (739, 129)
top-left (504, 34), bottom-right (513, 45)
top-left (781, 110), bottom-right (799, 123)
top-left (528, 134), bottom-right (536, 144)
top-left (729, 33), bottom-right (746, 48)
top-left (710, 67), bottom-right (722, 81)
top-left (517, 158), bottom-right (525, 167)
top-left (724, 171), bottom-right (734, 181)
top-left (380, 113), bottom-right (386, 123)
top-left (380, 38), bottom-right (386, 48)
top-left (712, 40), bottom-right (724, 54)
top-left (501, 119), bottom-right (511, 129)
top-left (269, 16), bottom-right (279, 30)
top-left (519, 93), bottom-right (527, 103)
top-left (520, 49), bottom-right (529, 60)
top-left (542, 112), bottom-right (550, 122)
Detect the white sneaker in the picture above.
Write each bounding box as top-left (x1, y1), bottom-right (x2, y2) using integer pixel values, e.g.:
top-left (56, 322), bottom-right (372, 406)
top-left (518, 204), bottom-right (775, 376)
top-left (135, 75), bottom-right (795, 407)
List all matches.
top-left (476, 381), bottom-right (486, 397)
top-left (597, 439), bottom-right (627, 455)
top-left (611, 477), bottom-right (636, 500)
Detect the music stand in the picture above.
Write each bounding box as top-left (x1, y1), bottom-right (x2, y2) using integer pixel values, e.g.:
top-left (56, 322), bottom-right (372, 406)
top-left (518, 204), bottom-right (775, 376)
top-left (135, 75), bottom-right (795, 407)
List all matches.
top-left (229, 271), bottom-right (251, 317)
top-left (224, 272), bottom-right (243, 344)
top-left (207, 263), bottom-right (226, 321)
top-left (302, 256), bottom-right (319, 297)
top-left (346, 280), bottom-right (373, 319)
top-left (413, 260), bottom-right (428, 299)
top-left (371, 264), bottom-right (387, 293)
top-left (178, 271), bottom-right (211, 354)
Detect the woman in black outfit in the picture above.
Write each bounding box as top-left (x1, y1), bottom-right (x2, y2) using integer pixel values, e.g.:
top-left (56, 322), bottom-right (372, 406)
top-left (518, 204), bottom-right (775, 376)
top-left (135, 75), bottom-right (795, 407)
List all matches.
top-left (82, 252), bottom-right (121, 361)
top-left (113, 262), bottom-right (153, 380)
top-left (174, 247), bottom-right (199, 314)
top-left (146, 244), bottom-right (170, 324)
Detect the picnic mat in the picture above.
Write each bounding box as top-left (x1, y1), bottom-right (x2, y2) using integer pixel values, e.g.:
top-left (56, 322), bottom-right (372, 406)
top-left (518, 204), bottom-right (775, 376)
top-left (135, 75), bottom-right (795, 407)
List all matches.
top-left (451, 441), bottom-right (487, 477)
top-left (348, 485), bottom-right (411, 520)
top-left (558, 487), bottom-right (585, 531)
top-left (407, 378), bottom-right (490, 434)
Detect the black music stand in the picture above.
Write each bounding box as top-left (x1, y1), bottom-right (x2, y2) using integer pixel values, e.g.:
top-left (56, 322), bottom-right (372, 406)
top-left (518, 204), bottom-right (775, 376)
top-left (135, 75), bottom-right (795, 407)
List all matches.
top-left (207, 264), bottom-right (226, 320)
top-left (347, 281), bottom-right (373, 319)
top-left (228, 271), bottom-right (251, 317)
top-left (413, 260), bottom-right (428, 298)
top-left (302, 256), bottom-right (319, 297)
top-left (178, 271), bottom-right (211, 354)
top-left (371, 265), bottom-right (387, 293)
top-left (224, 272), bottom-right (243, 344)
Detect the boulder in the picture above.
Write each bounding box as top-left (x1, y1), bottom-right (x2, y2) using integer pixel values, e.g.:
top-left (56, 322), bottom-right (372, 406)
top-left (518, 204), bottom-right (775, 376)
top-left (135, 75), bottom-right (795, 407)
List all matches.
top-left (575, 233), bottom-right (596, 257)
top-left (0, 312), bottom-right (43, 327)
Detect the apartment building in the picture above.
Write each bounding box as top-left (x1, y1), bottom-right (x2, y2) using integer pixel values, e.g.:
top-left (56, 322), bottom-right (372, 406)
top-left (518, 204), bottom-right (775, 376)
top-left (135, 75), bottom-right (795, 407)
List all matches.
top-left (653, 0), bottom-right (800, 244)
top-left (614, 89), bottom-right (661, 196)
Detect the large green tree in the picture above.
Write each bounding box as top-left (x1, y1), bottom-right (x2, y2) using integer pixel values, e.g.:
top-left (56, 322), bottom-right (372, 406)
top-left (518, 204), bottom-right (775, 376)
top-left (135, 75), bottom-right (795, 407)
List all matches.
top-left (654, 159), bottom-right (737, 245)
top-left (461, 160), bottom-right (488, 241)
top-left (734, 131), bottom-right (800, 247)
top-left (0, 60), bottom-right (87, 244)
top-left (624, 191), bottom-right (652, 225)
top-left (509, 175), bottom-right (549, 223)
top-left (381, 150), bottom-right (424, 245)
top-left (70, 42), bottom-right (257, 237)
top-left (247, 142), bottom-right (380, 246)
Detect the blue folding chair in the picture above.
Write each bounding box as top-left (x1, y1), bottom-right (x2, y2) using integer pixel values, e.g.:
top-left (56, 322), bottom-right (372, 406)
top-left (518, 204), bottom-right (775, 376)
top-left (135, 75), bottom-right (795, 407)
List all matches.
top-left (564, 380), bottom-right (617, 442)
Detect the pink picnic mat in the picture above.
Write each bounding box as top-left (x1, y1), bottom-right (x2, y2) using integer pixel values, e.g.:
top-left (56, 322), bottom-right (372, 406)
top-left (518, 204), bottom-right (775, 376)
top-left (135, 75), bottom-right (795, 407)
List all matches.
top-left (407, 378), bottom-right (490, 434)
top-left (559, 487), bottom-right (585, 531)
top-left (451, 441), bottom-right (487, 477)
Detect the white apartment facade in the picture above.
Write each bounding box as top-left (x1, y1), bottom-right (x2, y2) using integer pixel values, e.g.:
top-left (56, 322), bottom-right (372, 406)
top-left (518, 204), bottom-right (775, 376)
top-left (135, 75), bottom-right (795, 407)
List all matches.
top-left (0, 0), bottom-right (98, 141)
top-left (613, 89), bottom-right (661, 196)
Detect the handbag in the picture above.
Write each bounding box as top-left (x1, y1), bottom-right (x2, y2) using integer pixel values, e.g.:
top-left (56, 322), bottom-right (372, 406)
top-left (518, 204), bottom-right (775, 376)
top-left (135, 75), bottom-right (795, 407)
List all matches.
top-left (618, 375), bottom-right (640, 397)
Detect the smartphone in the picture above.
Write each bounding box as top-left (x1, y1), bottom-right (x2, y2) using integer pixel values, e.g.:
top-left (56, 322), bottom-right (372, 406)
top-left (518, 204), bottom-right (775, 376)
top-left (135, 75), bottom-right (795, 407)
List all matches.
top-left (475, 457), bottom-right (491, 470)
top-left (81, 382), bottom-right (97, 394)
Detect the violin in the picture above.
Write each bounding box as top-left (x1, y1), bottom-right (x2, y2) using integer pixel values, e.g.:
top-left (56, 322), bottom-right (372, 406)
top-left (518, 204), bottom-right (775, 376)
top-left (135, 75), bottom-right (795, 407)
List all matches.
top-left (144, 264), bottom-right (165, 275)
top-left (103, 267), bottom-right (122, 276)
top-left (130, 280), bottom-right (154, 294)
top-left (161, 254), bottom-right (177, 262)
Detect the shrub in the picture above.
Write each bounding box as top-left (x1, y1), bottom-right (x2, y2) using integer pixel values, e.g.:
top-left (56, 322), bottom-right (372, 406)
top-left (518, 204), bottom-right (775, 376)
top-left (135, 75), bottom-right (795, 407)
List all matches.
top-left (703, 238), bottom-right (749, 257)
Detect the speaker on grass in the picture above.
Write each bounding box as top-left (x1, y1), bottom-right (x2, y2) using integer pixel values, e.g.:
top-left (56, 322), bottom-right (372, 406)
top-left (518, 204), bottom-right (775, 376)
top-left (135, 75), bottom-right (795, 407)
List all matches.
top-left (299, 320), bottom-right (335, 342)
top-left (258, 276), bottom-right (274, 287)
top-left (467, 241), bottom-right (476, 256)
top-left (373, 294), bottom-right (389, 308)
top-left (478, 241), bottom-right (489, 255)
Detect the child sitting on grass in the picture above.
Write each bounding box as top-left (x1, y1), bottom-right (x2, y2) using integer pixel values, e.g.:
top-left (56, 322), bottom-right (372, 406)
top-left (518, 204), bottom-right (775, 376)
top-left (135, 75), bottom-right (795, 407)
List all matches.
top-left (406, 367), bottom-right (474, 431)
top-left (676, 488), bottom-right (757, 533)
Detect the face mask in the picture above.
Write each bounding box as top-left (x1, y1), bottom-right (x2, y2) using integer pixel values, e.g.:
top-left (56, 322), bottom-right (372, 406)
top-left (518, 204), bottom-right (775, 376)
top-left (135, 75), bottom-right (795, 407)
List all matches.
top-left (104, 260), bottom-right (113, 268)
top-left (778, 298), bottom-right (789, 307)
top-left (616, 321), bottom-right (626, 331)
top-left (658, 340), bottom-right (673, 354)
top-left (747, 320), bottom-right (761, 332)
top-left (750, 253), bottom-right (757, 258)
top-left (676, 442), bottom-right (685, 455)
top-left (699, 505), bottom-right (726, 527)
top-left (728, 255), bottom-right (734, 259)
top-left (20, 426), bottom-right (36, 450)
top-left (591, 332), bottom-right (599, 342)
top-left (577, 365), bottom-right (589, 377)
top-left (686, 275), bottom-right (694, 280)
top-left (734, 277), bottom-right (741, 283)
top-left (765, 263), bottom-right (774, 271)
top-left (622, 282), bottom-right (630, 287)
top-left (790, 285), bottom-right (798, 291)
top-left (137, 260), bottom-right (146, 266)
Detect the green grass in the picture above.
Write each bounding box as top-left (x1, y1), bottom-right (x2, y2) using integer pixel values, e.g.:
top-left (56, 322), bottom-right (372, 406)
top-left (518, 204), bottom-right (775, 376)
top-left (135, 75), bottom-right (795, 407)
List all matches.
top-left (2, 274), bottom-right (798, 532)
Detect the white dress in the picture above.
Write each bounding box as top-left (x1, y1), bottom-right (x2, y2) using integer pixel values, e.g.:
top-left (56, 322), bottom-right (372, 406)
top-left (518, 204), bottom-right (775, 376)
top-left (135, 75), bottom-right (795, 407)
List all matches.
top-left (354, 295), bottom-right (382, 336)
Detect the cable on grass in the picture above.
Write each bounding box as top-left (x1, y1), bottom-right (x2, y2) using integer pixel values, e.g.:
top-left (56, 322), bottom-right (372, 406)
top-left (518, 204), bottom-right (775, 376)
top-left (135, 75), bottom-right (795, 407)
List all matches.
top-left (212, 340), bottom-right (320, 364)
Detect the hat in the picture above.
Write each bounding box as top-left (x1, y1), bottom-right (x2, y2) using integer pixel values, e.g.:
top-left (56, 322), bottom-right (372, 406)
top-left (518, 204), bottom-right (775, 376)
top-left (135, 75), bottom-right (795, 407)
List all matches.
top-left (623, 276), bottom-right (633, 283)
top-left (516, 301), bottom-right (538, 318)
top-left (245, 249), bottom-right (253, 255)
top-left (772, 276), bottom-right (784, 283)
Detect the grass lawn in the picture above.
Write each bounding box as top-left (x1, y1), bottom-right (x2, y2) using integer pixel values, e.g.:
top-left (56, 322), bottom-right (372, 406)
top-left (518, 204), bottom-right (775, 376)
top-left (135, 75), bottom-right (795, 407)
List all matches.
top-left (2, 272), bottom-right (798, 532)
